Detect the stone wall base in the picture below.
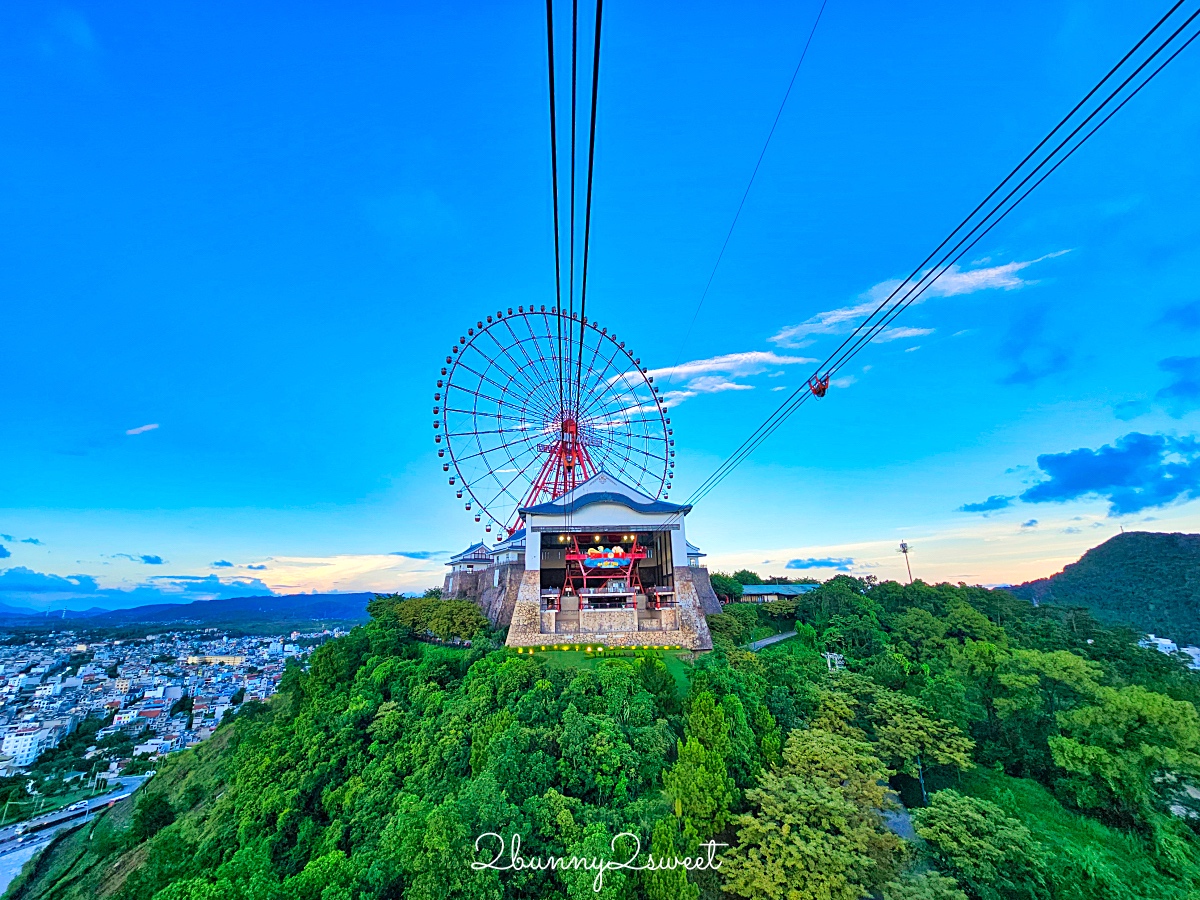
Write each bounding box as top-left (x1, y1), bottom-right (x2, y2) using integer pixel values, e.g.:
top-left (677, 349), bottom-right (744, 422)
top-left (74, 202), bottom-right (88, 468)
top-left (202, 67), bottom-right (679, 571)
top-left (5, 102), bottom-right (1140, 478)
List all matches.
top-left (504, 569), bottom-right (713, 652)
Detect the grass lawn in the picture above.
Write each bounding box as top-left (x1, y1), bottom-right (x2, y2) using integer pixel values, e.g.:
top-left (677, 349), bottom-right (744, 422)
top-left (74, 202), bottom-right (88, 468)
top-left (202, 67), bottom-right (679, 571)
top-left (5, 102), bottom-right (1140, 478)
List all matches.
top-left (531, 647), bottom-right (692, 693)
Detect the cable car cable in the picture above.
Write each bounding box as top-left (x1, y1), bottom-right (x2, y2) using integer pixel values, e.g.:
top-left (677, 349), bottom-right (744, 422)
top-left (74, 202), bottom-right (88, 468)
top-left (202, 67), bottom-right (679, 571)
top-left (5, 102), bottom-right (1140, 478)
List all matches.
top-left (577, 0), bottom-right (604, 411)
top-left (545, 0), bottom-right (566, 412)
top-left (677, 2), bottom-right (1200, 512)
top-left (667, 0), bottom-right (830, 388)
top-left (686, 9), bottom-right (1199, 511)
top-left (820, 4), bottom-right (1200, 383)
top-left (569, 0), bottom-right (579, 406)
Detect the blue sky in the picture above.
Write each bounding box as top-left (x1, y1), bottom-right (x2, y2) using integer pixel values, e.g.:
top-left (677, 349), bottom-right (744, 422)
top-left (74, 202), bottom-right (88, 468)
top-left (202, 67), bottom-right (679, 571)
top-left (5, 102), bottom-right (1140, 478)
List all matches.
top-left (2, 1), bottom-right (1199, 608)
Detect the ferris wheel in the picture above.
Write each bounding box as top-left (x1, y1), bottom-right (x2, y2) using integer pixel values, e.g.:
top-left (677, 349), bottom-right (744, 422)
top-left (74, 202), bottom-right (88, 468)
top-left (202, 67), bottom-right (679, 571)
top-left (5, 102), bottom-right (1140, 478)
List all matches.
top-left (434, 305), bottom-right (673, 538)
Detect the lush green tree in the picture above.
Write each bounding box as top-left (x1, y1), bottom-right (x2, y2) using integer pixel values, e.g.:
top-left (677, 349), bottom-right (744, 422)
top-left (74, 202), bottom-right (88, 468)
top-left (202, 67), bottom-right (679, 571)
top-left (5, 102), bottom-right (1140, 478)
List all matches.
top-left (872, 692), bottom-right (974, 803)
top-left (131, 792), bottom-right (175, 842)
top-left (662, 736), bottom-right (735, 837)
top-left (722, 729), bottom-right (902, 900)
top-left (732, 569), bottom-right (763, 585)
top-left (1050, 684), bottom-right (1200, 824)
top-left (643, 816), bottom-right (699, 900)
top-left (709, 572), bottom-right (744, 602)
top-left (882, 872), bottom-right (969, 900)
top-left (914, 790), bottom-right (1047, 900)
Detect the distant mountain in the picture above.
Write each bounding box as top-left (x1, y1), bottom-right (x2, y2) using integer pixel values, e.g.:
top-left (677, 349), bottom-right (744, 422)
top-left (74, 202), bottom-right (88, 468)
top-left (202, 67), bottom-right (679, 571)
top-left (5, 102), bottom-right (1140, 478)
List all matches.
top-left (1009, 531), bottom-right (1200, 644)
top-left (0, 592), bottom-right (375, 634)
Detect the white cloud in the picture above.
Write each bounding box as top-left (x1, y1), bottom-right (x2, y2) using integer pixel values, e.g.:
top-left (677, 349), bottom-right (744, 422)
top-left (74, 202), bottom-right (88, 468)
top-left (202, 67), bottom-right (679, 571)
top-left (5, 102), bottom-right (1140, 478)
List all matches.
top-left (125, 423), bottom-right (159, 436)
top-left (831, 376), bottom-right (857, 389)
top-left (641, 351), bottom-right (815, 383)
top-left (875, 326), bottom-right (934, 343)
top-left (904, 346), bottom-right (922, 353)
top-left (624, 351), bottom-right (817, 410)
top-left (770, 252), bottom-right (1068, 348)
top-left (686, 375), bottom-right (755, 393)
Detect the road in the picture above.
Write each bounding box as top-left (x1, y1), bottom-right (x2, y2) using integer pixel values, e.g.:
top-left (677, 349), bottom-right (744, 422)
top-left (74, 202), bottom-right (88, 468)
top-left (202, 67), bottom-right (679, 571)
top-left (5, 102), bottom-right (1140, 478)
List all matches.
top-left (748, 630), bottom-right (797, 651)
top-left (0, 776), bottom-right (149, 894)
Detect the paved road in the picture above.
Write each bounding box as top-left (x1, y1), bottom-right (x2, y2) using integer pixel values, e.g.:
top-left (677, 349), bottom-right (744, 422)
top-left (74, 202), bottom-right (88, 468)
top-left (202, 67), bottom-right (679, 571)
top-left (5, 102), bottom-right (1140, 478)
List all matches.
top-left (748, 631), bottom-right (797, 651)
top-left (0, 775), bottom-right (149, 893)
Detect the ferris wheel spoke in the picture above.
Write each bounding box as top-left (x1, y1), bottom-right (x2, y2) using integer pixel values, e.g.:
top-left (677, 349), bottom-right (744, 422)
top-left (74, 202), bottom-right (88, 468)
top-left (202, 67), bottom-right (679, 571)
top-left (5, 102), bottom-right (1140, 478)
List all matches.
top-left (510, 313), bottom-right (566, 415)
top-left (451, 360), bottom-right (557, 425)
top-left (574, 334), bottom-right (636, 422)
top-left (449, 432), bottom-right (542, 466)
top-left (570, 326), bottom-right (610, 415)
top-left (444, 406), bottom-right (540, 429)
top-left (607, 446), bottom-right (668, 493)
top-left (468, 333), bottom-right (554, 421)
top-left (449, 359), bottom-right (538, 415)
top-left (484, 318), bottom-right (561, 419)
top-left (476, 459), bottom-right (540, 519)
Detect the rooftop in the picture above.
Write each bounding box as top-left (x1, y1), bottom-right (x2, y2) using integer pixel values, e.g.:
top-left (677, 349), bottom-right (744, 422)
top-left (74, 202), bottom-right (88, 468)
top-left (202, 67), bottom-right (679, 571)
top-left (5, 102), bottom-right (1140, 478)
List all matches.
top-left (741, 584), bottom-right (819, 597)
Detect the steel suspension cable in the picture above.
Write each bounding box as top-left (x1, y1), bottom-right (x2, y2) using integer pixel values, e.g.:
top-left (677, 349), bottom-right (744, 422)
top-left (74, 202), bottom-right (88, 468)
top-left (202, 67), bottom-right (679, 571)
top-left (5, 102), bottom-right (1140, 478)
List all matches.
top-left (568, 0), bottom-right (579, 414)
top-left (667, 0), bottom-right (830, 387)
top-left (820, 4), bottom-right (1200, 383)
top-left (679, 1), bottom-right (1200, 512)
top-left (545, 0), bottom-right (566, 415)
top-left (576, 0), bottom-right (604, 415)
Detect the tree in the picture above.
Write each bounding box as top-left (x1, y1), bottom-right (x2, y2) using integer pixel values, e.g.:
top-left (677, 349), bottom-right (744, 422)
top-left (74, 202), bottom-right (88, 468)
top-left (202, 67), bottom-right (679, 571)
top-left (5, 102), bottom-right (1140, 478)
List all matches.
top-left (913, 790), bottom-right (1047, 900)
top-left (1049, 684), bottom-right (1200, 824)
top-left (882, 872), bottom-right (969, 900)
top-left (131, 792), bottom-right (176, 842)
top-left (722, 729), bottom-right (901, 900)
top-left (662, 737), bottom-right (735, 837)
top-left (709, 572), bottom-right (744, 602)
top-left (733, 569), bottom-right (764, 585)
top-left (872, 692), bottom-right (974, 804)
top-left (427, 599), bottom-right (488, 640)
top-left (643, 817), bottom-right (699, 900)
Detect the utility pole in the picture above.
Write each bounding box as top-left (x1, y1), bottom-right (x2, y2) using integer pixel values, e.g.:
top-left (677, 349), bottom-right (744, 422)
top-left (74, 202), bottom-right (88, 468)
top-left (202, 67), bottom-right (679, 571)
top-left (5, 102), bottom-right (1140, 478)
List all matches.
top-left (899, 541), bottom-right (913, 584)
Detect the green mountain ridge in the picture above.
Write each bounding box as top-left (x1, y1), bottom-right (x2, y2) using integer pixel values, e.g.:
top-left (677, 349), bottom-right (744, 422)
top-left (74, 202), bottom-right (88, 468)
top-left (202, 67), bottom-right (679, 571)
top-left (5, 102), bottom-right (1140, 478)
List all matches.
top-left (1010, 531), bottom-right (1200, 645)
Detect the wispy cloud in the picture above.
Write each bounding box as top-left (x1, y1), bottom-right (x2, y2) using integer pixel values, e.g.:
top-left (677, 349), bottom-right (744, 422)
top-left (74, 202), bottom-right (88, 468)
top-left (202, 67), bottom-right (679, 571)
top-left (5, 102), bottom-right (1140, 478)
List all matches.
top-left (876, 326), bottom-right (934, 343)
top-left (643, 351), bottom-right (815, 383)
top-left (246, 564), bottom-right (267, 571)
top-left (20, 538), bottom-right (43, 545)
top-left (635, 351), bottom-right (816, 409)
top-left (770, 252), bottom-right (1067, 348)
top-left (786, 557), bottom-right (854, 571)
top-left (112, 553), bottom-right (165, 565)
top-left (958, 495), bottom-right (1014, 514)
top-left (389, 550), bottom-right (448, 560)
top-left (125, 423), bottom-right (159, 436)
top-left (212, 560), bottom-right (234, 568)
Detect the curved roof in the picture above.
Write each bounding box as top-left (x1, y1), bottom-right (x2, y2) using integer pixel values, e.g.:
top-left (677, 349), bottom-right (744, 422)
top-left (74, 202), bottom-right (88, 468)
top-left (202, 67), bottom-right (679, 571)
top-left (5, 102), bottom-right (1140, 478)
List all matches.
top-left (520, 491), bottom-right (691, 517)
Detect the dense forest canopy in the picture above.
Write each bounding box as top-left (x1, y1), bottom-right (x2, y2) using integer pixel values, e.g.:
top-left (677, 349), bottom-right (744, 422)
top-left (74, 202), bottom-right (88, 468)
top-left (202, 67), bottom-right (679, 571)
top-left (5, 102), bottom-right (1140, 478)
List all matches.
top-left (1010, 531), bottom-right (1200, 644)
top-left (13, 576), bottom-right (1200, 900)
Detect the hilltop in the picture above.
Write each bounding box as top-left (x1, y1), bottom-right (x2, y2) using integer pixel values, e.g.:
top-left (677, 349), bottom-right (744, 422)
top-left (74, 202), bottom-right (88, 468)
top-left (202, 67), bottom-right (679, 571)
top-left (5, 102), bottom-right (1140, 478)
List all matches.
top-left (0, 592), bottom-right (374, 636)
top-left (1010, 531), bottom-right (1200, 644)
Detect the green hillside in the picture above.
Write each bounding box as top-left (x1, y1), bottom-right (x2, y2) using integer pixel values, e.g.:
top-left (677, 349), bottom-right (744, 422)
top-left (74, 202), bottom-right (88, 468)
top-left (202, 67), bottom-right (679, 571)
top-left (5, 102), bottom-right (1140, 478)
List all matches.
top-left (1010, 531), bottom-right (1200, 644)
top-left (11, 585), bottom-right (1200, 900)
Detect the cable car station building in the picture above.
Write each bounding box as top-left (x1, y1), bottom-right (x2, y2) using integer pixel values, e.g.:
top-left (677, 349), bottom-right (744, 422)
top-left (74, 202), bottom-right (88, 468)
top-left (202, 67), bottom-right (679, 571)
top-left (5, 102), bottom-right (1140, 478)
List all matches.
top-left (447, 472), bottom-right (716, 650)
top-left (509, 472), bottom-right (715, 650)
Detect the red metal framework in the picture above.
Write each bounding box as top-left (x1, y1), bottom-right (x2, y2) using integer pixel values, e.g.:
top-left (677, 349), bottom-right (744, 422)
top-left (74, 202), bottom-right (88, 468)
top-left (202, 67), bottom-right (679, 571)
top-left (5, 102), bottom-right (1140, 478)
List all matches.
top-left (563, 535), bottom-right (646, 608)
top-left (435, 306), bottom-right (673, 537)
